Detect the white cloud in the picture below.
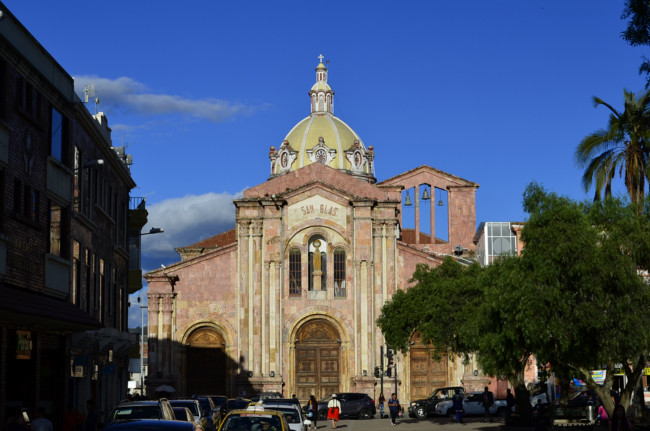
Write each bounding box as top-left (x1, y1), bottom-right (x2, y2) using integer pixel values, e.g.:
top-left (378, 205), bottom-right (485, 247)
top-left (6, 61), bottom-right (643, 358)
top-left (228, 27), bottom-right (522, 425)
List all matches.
top-left (73, 75), bottom-right (260, 123)
top-left (140, 191), bottom-right (240, 271)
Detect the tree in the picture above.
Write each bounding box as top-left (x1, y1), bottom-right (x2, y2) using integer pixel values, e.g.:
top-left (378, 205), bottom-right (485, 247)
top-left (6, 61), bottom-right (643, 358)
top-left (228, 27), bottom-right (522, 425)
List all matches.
top-left (518, 184), bottom-right (650, 416)
top-left (378, 183), bottom-right (650, 419)
top-left (622, 0), bottom-right (650, 87)
top-left (576, 89), bottom-right (650, 205)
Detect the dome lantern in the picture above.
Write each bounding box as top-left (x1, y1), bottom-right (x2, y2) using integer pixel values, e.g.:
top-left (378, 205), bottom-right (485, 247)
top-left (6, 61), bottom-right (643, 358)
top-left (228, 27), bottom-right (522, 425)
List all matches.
top-left (310, 54), bottom-right (334, 114)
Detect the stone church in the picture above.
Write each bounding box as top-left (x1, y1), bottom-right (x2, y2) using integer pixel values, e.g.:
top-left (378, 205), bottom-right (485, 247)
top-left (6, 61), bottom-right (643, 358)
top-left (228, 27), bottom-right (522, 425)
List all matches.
top-left (144, 57), bottom-right (479, 402)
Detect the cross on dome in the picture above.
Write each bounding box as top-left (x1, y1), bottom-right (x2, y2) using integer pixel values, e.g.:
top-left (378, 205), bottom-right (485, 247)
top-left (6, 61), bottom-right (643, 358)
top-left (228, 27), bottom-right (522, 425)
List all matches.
top-left (318, 54), bottom-right (324, 63)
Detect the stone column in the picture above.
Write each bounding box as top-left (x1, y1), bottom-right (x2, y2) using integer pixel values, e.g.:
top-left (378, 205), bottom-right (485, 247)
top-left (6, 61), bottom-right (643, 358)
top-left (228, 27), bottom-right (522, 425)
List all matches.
top-left (160, 293), bottom-right (175, 379)
top-left (148, 294), bottom-right (160, 386)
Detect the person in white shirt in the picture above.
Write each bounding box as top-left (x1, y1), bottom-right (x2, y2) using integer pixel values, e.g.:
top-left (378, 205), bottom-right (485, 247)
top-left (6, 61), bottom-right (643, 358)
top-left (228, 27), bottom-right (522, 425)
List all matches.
top-left (326, 394), bottom-right (342, 429)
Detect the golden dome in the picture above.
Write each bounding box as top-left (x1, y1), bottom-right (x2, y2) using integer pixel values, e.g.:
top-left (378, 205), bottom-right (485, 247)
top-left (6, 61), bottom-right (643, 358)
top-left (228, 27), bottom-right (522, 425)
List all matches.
top-left (269, 55), bottom-right (376, 183)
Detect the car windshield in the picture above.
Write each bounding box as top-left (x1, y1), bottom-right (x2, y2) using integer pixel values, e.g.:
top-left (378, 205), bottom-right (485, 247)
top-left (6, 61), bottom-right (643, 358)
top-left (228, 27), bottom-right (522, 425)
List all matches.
top-left (221, 414), bottom-right (282, 431)
top-left (170, 401), bottom-right (199, 417)
top-left (110, 406), bottom-right (160, 421)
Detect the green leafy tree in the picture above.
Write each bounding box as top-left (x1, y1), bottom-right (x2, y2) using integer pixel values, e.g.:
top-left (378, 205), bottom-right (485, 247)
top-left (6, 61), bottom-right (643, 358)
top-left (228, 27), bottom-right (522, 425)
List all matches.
top-left (622, 0), bottom-right (650, 87)
top-left (576, 89), bottom-right (650, 205)
top-left (378, 184), bottom-right (650, 419)
top-left (519, 184), bottom-right (650, 416)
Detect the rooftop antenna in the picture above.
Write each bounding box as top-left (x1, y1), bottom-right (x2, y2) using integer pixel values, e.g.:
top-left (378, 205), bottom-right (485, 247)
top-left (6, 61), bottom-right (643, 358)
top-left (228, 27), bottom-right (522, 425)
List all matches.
top-left (83, 84), bottom-right (95, 104)
top-left (94, 97), bottom-right (100, 115)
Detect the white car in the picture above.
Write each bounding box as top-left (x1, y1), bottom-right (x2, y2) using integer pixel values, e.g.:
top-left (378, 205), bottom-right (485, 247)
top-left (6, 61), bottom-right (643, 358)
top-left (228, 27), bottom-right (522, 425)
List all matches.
top-left (261, 403), bottom-right (307, 431)
top-left (435, 391), bottom-right (511, 417)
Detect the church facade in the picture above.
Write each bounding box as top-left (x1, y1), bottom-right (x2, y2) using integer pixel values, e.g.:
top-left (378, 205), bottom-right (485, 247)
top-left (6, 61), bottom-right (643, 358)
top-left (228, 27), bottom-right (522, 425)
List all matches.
top-left (144, 58), bottom-right (480, 402)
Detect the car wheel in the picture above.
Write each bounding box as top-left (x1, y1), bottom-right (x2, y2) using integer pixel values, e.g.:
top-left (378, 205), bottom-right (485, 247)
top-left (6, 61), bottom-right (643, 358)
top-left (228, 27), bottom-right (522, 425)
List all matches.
top-left (318, 410), bottom-right (327, 421)
top-left (358, 409), bottom-right (372, 420)
top-left (415, 406), bottom-right (427, 419)
top-left (446, 409), bottom-right (453, 418)
top-left (497, 407), bottom-right (508, 418)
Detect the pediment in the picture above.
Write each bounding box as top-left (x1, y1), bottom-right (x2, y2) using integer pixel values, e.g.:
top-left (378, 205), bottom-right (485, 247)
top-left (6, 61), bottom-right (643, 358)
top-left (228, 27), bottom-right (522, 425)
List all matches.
top-left (243, 162), bottom-right (399, 202)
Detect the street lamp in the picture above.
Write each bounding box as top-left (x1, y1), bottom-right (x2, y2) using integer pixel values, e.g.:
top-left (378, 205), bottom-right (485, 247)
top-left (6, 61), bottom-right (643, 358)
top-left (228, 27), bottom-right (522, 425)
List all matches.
top-left (141, 227), bottom-right (164, 236)
top-left (137, 296), bottom-right (148, 396)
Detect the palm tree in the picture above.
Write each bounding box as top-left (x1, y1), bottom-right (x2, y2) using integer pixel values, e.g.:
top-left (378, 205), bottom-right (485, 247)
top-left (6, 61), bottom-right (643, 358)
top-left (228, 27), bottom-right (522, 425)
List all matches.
top-left (576, 89), bottom-right (650, 204)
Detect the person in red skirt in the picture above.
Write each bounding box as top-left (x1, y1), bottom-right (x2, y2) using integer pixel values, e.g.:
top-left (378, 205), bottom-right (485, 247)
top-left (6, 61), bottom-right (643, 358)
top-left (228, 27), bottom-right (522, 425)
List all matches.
top-left (327, 394), bottom-right (342, 429)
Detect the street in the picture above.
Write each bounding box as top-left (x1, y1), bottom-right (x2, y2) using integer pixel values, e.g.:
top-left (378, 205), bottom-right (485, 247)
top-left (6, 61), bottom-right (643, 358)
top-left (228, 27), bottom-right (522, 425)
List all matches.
top-left (311, 416), bottom-right (510, 431)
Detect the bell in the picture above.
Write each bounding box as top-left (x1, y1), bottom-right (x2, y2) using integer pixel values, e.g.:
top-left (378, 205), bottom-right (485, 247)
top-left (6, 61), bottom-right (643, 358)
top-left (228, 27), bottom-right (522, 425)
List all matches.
top-left (404, 191), bottom-right (413, 206)
top-left (422, 187), bottom-right (430, 201)
top-left (438, 199), bottom-right (444, 207)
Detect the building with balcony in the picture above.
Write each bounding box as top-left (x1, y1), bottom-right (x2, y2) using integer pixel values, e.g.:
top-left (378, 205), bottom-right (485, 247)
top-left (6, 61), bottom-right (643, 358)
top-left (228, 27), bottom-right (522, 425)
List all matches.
top-left (0, 2), bottom-right (146, 427)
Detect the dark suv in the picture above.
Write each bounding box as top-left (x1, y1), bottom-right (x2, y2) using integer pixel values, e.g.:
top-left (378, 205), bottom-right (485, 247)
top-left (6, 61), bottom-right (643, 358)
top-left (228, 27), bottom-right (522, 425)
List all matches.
top-left (317, 393), bottom-right (376, 420)
top-left (407, 386), bottom-right (464, 419)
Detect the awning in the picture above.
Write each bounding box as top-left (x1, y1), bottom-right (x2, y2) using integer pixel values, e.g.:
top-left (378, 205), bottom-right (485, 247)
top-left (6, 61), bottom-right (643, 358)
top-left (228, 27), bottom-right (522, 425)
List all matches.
top-left (0, 285), bottom-right (101, 332)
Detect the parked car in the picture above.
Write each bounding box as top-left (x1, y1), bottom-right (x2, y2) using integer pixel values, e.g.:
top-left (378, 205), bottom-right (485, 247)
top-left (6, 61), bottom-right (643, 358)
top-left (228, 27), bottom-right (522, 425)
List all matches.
top-left (249, 392), bottom-right (283, 403)
top-left (260, 399), bottom-right (302, 410)
top-left (218, 406), bottom-right (290, 431)
top-left (408, 386), bottom-right (464, 419)
top-left (316, 393), bottom-right (375, 420)
top-left (109, 399), bottom-right (176, 423)
top-left (104, 419), bottom-right (195, 431)
top-left (169, 400), bottom-right (205, 430)
top-left (173, 407), bottom-right (205, 431)
top-left (260, 403), bottom-right (306, 431)
top-left (435, 391), bottom-right (511, 417)
top-left (203, 396), bottom-right (228, 426)
top-left (191, 396), bottom-right (218, 431)
top-left (224, 398), bottom-right (252, 413)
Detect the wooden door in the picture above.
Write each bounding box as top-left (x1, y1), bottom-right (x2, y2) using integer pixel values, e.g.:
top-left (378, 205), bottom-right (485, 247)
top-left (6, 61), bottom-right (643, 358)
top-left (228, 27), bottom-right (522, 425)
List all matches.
top-left (409, 346), bottom-right (447, 401)
top-left (295, 319), bottom-right (340, 399)
top-left (186, 328), bottom-right (226, 395)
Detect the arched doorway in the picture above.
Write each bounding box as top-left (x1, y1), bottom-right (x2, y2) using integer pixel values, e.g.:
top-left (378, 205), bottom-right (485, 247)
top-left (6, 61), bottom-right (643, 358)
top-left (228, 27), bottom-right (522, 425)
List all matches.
top-left (295, 319), bottom-right (340, 400)
top-left (186, 327), bottom-right (226, 395)
top-left (409, 335), bottom-right (448, 400)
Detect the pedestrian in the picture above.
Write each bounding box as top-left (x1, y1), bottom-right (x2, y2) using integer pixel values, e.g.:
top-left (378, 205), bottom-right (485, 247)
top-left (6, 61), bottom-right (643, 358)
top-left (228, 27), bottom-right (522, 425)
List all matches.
top-left (31, 408), bottom-right (53, 431)
top-left (505, 388), bottom-right (515, 418)
top-left (452, 391), bottom-right (464, 423)
top-left (609, 404), bottom-right (631, 431)
top-left (5, 407), bottom-right (26, 431)
top-left (326, 394), bottom-right (341, 429)
top-left (62, 404), bottom-right (84, 431)
top-left (387, 393), bottom-right (400, 426)
top-left (378, 393), bottom-right (385, 419)
top-left (307, 395), bottom-right (318, 429)
top-left (481, 386), bottom-right (494, 423)
top-left (84, 400), bottom-right (97, 431)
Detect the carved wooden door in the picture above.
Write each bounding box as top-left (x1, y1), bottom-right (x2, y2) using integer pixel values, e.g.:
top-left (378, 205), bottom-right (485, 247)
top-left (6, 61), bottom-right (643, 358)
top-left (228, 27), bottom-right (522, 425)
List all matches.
top-left (295, 319), bottom-right (340, 400)
top-left (186, 328), bottom-right (226, 395)
top-left (409, 345), bottom-right (447, 401)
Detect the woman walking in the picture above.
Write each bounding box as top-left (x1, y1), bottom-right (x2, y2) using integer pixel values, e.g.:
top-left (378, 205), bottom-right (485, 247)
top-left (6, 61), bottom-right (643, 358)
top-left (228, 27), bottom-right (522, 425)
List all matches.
top-left (327, 394), bottom-right (341, 429)
top-left (378, 393), bottom-right (385, 419)
top-left (307, 395), bottom-right (319, 429)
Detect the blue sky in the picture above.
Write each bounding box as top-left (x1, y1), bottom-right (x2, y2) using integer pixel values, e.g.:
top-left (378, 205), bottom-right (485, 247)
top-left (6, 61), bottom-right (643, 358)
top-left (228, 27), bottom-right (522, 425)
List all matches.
top-left (4, 1), bottom-right (646, 326)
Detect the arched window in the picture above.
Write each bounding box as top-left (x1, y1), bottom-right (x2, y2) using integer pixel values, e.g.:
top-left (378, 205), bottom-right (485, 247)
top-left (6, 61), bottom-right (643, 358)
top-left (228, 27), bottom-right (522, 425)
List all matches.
top-left (308, 237), bottom-right (327, 291)
top-left (333, 249), bottom-right (346, 297)
top-left (289, 249), bottom-right (301, 296)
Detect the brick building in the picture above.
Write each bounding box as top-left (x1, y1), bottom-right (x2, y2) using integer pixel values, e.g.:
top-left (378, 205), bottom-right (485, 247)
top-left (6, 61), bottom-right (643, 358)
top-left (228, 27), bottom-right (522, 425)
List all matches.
top-left (0, 3), bottom-right (147, 426)
top-left (144, 58), bottom-right (479, 402)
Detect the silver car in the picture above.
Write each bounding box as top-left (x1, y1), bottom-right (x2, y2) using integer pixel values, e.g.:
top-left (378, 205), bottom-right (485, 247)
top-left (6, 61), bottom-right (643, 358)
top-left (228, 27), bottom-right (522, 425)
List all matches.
top-left (261, 403), bottom-right (306, 431)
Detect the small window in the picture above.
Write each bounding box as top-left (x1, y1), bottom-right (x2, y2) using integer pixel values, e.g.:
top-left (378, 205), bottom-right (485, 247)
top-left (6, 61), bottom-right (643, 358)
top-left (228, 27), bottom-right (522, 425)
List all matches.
top-left (50, 108), bottom-right (63, 161)
top-left (289, 249), bottom-right (301, 296)
top-left (49, 203), bottom-right (62, 256)
top-left (334, 249), bottom-right (346, 297)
